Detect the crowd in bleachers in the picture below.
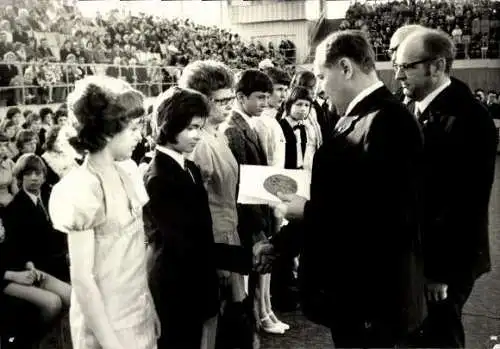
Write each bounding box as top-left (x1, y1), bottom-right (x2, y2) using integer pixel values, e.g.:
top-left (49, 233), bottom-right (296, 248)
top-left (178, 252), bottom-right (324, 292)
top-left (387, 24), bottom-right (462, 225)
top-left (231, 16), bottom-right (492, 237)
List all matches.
top-left (342, 0), bottom-right (500, 61)
top-left (0, 0), bottom-right (296, 106)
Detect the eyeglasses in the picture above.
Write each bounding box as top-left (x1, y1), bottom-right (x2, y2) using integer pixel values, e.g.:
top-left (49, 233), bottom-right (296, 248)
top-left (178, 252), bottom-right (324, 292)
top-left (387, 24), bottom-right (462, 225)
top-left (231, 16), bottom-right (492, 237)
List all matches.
top-left (210, 96), bottom-right (235, 106)
top-left (393, 57), bottom-right (436, 72)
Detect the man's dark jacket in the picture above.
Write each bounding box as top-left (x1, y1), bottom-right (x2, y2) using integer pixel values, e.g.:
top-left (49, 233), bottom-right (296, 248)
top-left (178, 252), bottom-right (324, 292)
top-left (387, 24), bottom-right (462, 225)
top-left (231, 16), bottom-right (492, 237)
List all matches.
top-left (418, 78), bottom-right (497, 285)
top-left (272, 86), bottom-right (427, 344)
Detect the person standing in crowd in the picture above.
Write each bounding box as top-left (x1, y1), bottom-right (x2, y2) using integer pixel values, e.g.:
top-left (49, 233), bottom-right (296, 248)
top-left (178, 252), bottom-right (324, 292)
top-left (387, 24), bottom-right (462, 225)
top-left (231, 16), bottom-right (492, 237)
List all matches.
top-left (178, 60), bottom-right (264, 347)
top-left (271, 30), bottom-right (427, 348)
top-left (388, 24), bottom-right (426, 107)
top-left (395, 28), bottom-right (497, 349)
top-left (222, 69), bottom-right (280, 339)
top-left (253, 66), bottom-right (289, 168)
top-left (143, 86), bottom-right (272, 349)
top-left (278, 86), bottom-right (318, 172)
top-left (49, 76), bottom-right (160, 349)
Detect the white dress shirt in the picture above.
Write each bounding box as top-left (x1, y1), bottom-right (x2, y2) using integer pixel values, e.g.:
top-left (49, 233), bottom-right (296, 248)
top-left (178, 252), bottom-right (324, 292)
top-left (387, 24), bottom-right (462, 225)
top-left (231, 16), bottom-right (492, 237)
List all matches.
top-left (415, 77), bottom-right (452, 117)
top-left (155, 144), bottom-right (185, 169)
top-left (344, 81), bottom-right (385, 117)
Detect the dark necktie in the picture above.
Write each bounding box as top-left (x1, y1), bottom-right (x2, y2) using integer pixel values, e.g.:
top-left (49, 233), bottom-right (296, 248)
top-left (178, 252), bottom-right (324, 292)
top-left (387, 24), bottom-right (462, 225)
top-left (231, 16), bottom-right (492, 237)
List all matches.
top-left (184, 159), bottom-right (195, 183)
top-left (37, 197), bottom-right (49, 221)
top-left (293, 124), bottom-right (307, 158)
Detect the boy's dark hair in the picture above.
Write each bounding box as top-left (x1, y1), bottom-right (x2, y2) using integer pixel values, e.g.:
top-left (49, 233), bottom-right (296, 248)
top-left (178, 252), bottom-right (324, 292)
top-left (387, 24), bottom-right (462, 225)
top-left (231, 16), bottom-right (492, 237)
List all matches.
top-left (153, 86), bottom-right (209, 145)
top-left (284, 86), bottom-right (314, 115)
top-left (234, 69), bottom-right (273, 97)
top-left (39, 107), bottom-right (54, 123)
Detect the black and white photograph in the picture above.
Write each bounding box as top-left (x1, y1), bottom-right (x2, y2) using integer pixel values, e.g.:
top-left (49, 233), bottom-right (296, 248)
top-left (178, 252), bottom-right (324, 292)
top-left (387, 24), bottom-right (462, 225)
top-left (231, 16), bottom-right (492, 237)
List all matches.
top-left (0, 0), bottom-right (499, 348)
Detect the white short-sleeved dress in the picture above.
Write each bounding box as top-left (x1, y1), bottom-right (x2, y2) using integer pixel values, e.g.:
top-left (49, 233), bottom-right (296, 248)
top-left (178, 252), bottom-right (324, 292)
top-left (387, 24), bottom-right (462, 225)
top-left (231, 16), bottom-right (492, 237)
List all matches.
top-left (49, 159), bottom-right (157, 349)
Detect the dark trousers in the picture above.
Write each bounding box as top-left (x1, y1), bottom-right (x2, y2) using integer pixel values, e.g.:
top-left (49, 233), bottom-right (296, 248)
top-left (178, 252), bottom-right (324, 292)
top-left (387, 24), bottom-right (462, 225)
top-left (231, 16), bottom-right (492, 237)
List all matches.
top-left (410, 281), bottom-right (474, 348)
top-left (157, 313), bottom-right (204, 349)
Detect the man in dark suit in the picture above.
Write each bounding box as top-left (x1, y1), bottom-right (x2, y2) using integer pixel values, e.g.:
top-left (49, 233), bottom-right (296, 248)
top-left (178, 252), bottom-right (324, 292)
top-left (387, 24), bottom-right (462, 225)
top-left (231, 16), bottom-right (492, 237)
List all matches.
top-left (395, 29), bottom-right (497, 348)
top-left (271, 30), bottom-right (427, 348)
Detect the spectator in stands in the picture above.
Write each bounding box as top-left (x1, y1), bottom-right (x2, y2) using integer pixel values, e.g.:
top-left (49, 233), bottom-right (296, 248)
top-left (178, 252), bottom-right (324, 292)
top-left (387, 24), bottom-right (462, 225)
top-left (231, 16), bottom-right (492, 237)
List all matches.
top-left (37, 38), bottom-right (55, 61)
top-left (5, 106), bottom-right (24, 131)
top-left (0, 119), bottom-right (18, 159)
top-left (24, 113), bottom-right (44, 154)
top-left (59, 39), bottom-right (73, 62)
top-left (2, 154), bottom-right (70, 325)
top-left (487, 90), bottom-right (500, 118)
top-left (54, 108), bottom-right (68, 126)
top-left (41, 125), bottom-right (79, 192)
top-left (0, 51), bottom-right (20, 105)
top-left (39, 107), bottom-right (54, 132)
top-left (0, 133), bottom-right (16, 207)
top-left (13, 129), bottom-right (37, 163)
top-left (475, 88), bottom-right (486, 103)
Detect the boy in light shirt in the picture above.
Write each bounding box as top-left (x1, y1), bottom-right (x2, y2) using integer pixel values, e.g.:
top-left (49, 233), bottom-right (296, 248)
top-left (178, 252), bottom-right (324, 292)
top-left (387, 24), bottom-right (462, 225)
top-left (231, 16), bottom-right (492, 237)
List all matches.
top-left (253, 67), bottom-right (290, 168)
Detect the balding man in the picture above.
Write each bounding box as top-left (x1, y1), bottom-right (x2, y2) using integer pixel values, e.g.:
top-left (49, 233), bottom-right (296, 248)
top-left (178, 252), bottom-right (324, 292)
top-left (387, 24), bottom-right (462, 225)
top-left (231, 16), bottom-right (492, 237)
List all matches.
top-left (271, 30), bottom-right (427, 348)
top-left (389, 24), bottom-right (427, 63)
top-left (389, 24), bottom-right (426, 107)
top-left (395, 29), bottom-right (497, 348)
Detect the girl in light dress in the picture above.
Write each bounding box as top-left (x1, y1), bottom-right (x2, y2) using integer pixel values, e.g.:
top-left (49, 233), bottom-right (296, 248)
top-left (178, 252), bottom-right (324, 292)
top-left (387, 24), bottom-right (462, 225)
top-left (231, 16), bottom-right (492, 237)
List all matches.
top-left (48, 76), bottom-right (160, 349)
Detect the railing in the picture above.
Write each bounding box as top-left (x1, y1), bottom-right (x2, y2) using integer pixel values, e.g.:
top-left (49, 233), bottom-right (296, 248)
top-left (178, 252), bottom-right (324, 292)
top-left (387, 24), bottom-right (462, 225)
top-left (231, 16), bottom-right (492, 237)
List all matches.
top-left (0, 61), bottom-right (181, 106)
top-left (0, 60), bottom-right (298, 106)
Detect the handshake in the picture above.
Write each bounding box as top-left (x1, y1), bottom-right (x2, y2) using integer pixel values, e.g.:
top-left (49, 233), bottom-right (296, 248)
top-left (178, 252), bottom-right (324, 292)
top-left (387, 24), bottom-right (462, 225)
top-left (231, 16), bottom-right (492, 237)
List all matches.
top-left (252, 240), bottom-right (276, 274)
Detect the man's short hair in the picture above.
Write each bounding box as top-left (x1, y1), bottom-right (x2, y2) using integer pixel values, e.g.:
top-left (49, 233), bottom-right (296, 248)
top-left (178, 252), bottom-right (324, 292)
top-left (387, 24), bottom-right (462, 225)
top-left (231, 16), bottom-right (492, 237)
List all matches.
top-left (234, 69), bottom-right (273, 97)
top-left (317, 30), bottom-right (376, 74)
top-left (178, 60), bottom-right (234, 97)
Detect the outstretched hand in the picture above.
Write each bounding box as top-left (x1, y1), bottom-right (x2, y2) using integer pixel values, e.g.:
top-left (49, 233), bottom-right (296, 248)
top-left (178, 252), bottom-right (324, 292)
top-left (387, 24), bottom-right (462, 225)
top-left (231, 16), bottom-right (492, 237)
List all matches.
top-left (273, 192), bottom-right (307, 220)
top-left (252, 240), bottom-right (276, 274)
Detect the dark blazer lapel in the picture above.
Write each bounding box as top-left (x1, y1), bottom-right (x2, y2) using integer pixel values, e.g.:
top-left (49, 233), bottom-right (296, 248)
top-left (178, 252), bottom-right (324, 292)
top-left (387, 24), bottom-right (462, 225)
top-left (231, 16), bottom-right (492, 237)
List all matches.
top-left (231, 111), bottom-right (262, 149)
top-left (334, 86), bottom-right (392, 137)
top-left (420, 84), bottom-right (452, 124)
top-left (152, 150), bottom-right (191, 186)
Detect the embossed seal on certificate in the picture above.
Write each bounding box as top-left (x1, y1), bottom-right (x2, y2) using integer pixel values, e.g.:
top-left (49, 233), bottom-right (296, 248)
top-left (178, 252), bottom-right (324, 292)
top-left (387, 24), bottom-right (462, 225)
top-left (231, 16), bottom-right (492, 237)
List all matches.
top-left (263, 174), bottom-right (298, 197)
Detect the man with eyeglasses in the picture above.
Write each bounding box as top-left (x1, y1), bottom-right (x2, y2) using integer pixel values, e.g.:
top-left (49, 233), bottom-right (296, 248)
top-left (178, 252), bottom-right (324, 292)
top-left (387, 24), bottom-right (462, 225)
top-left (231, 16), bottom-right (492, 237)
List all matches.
top-left (396, 28), bottom-right (497, 349)
top-left (388, 24), bottom-right (426, 108)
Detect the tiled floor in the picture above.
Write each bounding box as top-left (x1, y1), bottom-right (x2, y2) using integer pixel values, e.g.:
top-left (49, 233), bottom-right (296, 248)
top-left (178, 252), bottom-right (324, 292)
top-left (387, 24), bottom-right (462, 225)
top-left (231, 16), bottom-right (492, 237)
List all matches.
top-left (261, 157), bottom-right (500, 349)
